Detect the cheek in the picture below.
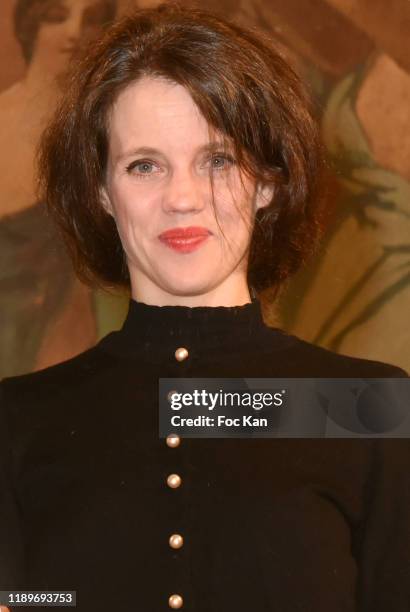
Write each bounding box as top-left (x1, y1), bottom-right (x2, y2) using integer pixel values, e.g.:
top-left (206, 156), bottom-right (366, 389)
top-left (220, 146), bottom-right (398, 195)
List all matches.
top-left (80, 23), bottom-right (107, 42)
top-left (111, 185), bottom-right (155, 239)
top-left (35, 26), bottom-right (63, 51)
top-left (214, 183), bottom-right (256, 236)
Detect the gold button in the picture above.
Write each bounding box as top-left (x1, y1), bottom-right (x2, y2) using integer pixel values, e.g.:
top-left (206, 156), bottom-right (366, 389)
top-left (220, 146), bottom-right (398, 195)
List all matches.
top-left (174, 347), bottom-right (189, 362)
top-left (166, 434), bottom-right (181, 448)
top-left (168, 594), bottom-right (183, 609)
top-left (167, 473), bottom-right (182, 489)
top-left (167, 390), bottom-right (179, 402)
top-left (169, 533), bottom-right (184, 549)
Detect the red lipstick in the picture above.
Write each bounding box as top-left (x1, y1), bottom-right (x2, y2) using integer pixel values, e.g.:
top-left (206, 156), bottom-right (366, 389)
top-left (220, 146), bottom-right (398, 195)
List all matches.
top-left (158, 226), bottom-right (211, 253)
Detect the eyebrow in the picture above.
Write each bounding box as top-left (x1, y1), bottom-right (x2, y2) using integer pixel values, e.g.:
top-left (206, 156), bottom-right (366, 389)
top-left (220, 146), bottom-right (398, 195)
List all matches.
top-left (114, 141), bottom-right (232, 164)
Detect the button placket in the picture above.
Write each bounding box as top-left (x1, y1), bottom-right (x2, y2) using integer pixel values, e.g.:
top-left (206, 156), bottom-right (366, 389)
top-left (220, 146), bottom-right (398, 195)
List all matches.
top-left (164, 345), bottom-right (192, 607)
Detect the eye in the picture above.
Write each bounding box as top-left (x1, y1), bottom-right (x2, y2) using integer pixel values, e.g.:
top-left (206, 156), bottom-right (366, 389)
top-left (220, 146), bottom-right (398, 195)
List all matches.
top-left (209, 154), bottom-right (235, 172)
top-left (44, 5), bottom-right (70, 23)
top-left (126, 159), bottom-right (160, 178)
top-left (83, 4), bottom-right (112, 28)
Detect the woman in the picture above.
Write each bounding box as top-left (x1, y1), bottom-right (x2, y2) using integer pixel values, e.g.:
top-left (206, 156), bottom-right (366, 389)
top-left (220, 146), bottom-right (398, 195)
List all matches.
top-left (1, 4), bottom-right (409, 611)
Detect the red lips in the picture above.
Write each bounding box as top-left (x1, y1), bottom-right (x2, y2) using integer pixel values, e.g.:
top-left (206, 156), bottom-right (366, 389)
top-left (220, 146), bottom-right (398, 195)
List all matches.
top-left (159, 226), bottom-right (210, 239)
top-left (158, 226), bottom-right (211, 253)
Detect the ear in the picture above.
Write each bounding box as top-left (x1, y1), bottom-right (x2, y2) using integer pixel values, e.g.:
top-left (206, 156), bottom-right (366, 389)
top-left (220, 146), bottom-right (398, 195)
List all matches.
top-left (255, 182), bottom-right (275, 211)
top-left (100, 186), bottom-right (115, 218)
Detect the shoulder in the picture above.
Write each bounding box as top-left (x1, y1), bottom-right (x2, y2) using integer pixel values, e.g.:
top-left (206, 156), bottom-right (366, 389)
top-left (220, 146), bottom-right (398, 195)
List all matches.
top-left (0, 344), bottom-right (124, 450)
top-left (0, 344), bottom-right (117, 405)
top-left (259, 325), bottom-right (408, 377)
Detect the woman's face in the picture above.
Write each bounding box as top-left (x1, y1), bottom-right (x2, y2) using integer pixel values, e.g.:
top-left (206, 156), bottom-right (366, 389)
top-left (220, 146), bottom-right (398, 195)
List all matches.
top-left (102, 76), bottom-right (273, 306)
top-left (32, 0), bottom-right (114, 77)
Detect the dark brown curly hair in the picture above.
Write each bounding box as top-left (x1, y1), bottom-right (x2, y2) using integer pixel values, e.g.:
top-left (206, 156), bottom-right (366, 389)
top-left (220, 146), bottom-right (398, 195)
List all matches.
top-left (37, 2), bottom-right (325, 294)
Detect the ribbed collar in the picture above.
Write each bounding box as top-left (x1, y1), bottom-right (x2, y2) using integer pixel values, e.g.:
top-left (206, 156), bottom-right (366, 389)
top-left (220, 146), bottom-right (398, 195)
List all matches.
top-left (98, 297), bottom-right (272, 363)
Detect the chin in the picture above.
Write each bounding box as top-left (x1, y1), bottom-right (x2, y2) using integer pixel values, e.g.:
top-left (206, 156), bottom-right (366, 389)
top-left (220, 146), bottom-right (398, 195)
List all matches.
top-left (159, 273), bottom-right (220, 298)
top-left (162, 282), bottom-right (216, 298)
top-left (157, 264), bottom-right (218, 293)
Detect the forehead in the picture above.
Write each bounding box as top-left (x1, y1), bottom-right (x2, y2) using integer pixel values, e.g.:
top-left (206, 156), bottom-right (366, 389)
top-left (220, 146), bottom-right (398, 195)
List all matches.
top-left (107, 76), bottom-right (221, 157)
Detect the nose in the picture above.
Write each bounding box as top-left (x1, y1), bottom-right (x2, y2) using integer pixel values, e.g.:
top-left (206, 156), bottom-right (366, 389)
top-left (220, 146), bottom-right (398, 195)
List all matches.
top-left (62, 10), bottom-right (83, 45)
top-left (162, 169), bottom-right (206, 215)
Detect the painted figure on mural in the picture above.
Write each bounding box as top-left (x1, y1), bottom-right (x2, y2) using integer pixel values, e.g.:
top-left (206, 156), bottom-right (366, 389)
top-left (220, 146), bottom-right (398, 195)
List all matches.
top-left (292, 54), bottom-right (410, 370)
top-left (0, 0), bottom-right (117, 379)
top-left (241, 0), bottom-right (410, 372)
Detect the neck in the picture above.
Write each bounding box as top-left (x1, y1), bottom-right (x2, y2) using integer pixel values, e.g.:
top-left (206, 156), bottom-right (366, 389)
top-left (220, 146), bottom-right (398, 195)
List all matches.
top-left (130, 275), bottom-right (253, 308)
top-left (23, 60), bottom-right (61, 108)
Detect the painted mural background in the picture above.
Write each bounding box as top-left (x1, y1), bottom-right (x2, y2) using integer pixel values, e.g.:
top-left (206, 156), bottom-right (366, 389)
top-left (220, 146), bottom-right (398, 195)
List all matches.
top-left (1, 0), bottom-right (409, 379)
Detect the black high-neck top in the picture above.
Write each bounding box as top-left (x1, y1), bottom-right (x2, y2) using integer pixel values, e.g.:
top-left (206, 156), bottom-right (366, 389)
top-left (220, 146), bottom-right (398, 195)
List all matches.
top-left (1, 298), bottom-right (409, 612)
top-left (104, 297), bottom-right (265, 356)
top-left (98, 297), bottom-right (403, 377)
top-left (98, 297), bottom-right (293, 368)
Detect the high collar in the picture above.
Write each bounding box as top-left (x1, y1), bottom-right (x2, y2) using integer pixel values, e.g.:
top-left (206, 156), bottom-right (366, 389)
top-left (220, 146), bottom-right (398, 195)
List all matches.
top-left (98, 297), bottom-right (272, 363)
